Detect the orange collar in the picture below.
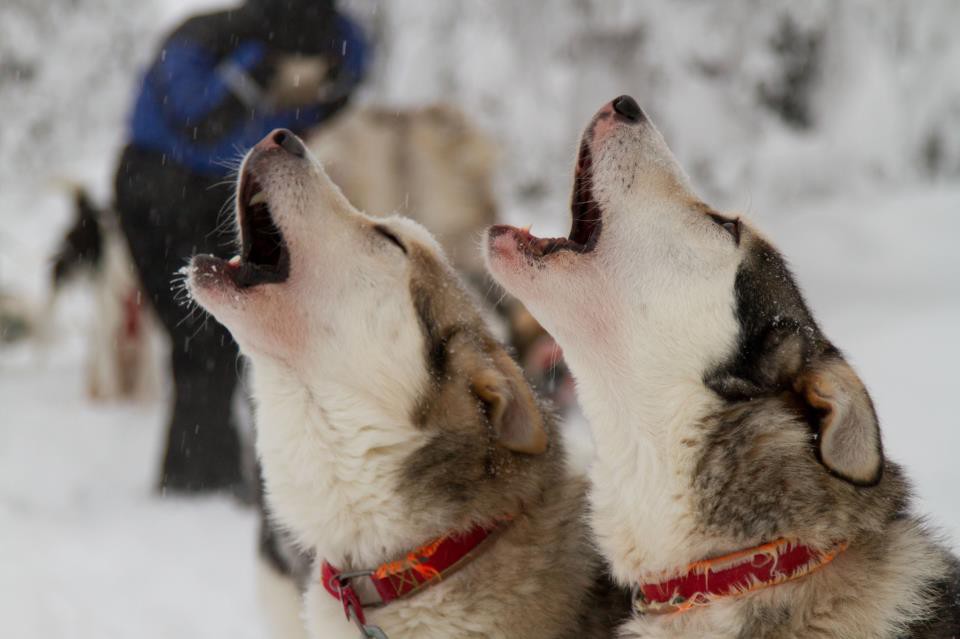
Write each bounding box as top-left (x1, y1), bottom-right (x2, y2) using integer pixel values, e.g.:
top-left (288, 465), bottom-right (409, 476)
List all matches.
top-left (322, 519), bottom-right (510, 633)
top-left (633, 538), bottom-right (848, 615)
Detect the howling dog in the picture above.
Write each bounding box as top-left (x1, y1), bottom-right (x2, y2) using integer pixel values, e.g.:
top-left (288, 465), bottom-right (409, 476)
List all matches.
top-left (186, 129), bottom-right (628, 638)
top-left (484, 95), bottom-right (960, 637)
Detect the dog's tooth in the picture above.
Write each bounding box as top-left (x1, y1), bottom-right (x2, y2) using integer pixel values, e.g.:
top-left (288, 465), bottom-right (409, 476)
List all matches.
top-left (249, 191), bottom-right (267, 206)
top-left (228, 255), bottom-right (241, 268)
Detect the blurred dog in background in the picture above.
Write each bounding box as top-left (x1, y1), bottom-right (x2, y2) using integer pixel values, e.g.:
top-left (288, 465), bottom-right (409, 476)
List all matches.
top-left (48, 187), bottom-right (156, 401)
top-left (310, 104), bottom-right (497, 279)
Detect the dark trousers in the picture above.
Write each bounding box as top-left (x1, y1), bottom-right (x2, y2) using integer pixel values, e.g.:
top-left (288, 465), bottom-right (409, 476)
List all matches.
top-left (115, 145), bottom-right (244, 493)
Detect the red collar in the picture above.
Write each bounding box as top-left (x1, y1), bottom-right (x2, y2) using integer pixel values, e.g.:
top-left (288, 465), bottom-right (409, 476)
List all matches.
top-left (322, 519), bottom-right (510, 629)
top-left (633, 538), bottom-right (848, 615)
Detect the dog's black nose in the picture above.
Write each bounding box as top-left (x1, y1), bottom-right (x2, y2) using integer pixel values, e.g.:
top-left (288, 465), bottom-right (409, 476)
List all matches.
top-left (272, 129), bottom-right (305, 158)
top-left (612, 95), bottom-right (644, 122)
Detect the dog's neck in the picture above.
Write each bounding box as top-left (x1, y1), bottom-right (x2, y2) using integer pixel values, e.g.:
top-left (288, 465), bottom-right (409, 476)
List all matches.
top-left (566, 340), bottom-right (725, 583)
top-left (251, 358), bottom-right (438, 568)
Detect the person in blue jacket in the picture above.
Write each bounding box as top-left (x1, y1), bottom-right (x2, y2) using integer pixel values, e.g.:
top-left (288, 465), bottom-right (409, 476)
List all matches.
top-left (115, 0), bottom-right (369, 495)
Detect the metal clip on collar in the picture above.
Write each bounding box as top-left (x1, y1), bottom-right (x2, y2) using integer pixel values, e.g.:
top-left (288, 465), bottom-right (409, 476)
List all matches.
top-left (329, 569), bottom-right (390, 639)
top-left (345, 599), bottom-right (389, 639)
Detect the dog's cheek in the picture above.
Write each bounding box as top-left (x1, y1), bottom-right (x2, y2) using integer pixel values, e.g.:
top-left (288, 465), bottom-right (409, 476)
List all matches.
top-left (245, 302), bottom-right (310, 359)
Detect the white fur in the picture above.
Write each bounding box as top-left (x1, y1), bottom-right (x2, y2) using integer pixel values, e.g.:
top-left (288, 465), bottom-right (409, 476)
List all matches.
top-left (483, 103), bottom-right (768, 636)
top-left (251, 358), bottom-right (431, 567)
top-left (306, 104), bottom-right (498, 277)
top-left (486, 107), bottom-right (744, 582)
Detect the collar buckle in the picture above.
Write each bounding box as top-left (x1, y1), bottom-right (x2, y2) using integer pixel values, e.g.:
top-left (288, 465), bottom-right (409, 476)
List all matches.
top-left (345, 601), bottom-right (388, 639)
top-left (322, 519), bottom-right (511, 638)
top-left (327, 569), bottom-right (389, 639)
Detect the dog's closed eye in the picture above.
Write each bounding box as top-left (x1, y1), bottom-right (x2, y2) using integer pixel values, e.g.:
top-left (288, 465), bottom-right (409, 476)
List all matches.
top-left (708, 213), bottom-right (740, 245)
top-left (374, 225), bottom-right (407, 254)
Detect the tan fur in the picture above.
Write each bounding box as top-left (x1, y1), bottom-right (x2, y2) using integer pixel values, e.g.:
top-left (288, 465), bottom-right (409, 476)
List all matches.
top-left (470, 350), bottom-right (548, 455)
top-left (797, 359), bottom-right (883, 485)
top-left (267, 56), bottom-right (331, 109)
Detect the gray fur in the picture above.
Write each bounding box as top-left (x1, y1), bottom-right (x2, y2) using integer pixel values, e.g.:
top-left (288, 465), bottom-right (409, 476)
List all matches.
top-left (686, 234), bottom-right (960, 637)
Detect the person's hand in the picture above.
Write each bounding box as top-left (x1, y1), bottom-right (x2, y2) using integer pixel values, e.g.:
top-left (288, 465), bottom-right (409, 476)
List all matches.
top-left (265, 54), bottom-right (332, 108)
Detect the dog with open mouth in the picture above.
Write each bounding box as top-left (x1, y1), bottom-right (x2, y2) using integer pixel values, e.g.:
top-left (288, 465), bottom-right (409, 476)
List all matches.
top-left (483, 96), bottom-right (960, 638)
top-left (186, 129), bottom-right (629, 638)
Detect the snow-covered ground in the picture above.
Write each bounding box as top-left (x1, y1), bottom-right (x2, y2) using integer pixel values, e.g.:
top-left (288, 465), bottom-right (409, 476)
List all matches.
top-left (1, 1), bottom-right (959, 637)
top-left (0, 350), bottom-right (264, 638)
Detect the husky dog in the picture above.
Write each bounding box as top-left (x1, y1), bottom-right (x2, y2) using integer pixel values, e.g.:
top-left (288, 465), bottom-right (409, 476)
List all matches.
top-left (186, 129), bottom-right (628, 639)
top-left (256, 103), bottom-right (508, 638)
top-left (484, 95), bottom-right (960, 638)
top-left (49, 188), bottom-right (155, 400)
top-left (263, 104), bottom-right (567, 636)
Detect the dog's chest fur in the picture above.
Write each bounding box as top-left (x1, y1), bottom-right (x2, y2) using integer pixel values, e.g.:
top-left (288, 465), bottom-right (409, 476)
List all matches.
top-left (567, 302), bottom-right (737, 583)
top-left (301, 500), bottom-right (607, 639)
top-left (583, 384), bottom-right (955, 638)
top-left (252, 360), bottom-right (625, 639)
top-left (252, 361), bottom-right (430, 567)
top-left (584, 385), bottom-right (715, 582)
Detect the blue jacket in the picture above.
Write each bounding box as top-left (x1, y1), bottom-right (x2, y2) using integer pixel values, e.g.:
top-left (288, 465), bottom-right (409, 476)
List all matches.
top-left (129, 14), bottom-right (368, 176)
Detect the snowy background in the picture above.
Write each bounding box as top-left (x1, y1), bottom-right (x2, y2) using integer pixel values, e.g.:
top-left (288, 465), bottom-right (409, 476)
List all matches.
top-left (1, 0), bottom-right (959, 636)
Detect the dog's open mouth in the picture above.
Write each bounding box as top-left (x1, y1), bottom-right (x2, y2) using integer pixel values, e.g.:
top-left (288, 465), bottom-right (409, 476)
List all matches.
top-left (226, 169), bottom-right (290, 287)
top-left (501, 138), bottom-right (602, 258)
top-left (567, 140), bottom-right (602, 250)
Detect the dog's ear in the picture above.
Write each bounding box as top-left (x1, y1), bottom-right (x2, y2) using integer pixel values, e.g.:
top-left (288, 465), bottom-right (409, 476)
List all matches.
top-left (796, 357), bottom-right (883, 486)
top-left (706, 321), bottom-right (811, 400)
top-left (470, 350), bottom-right (548, 455)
